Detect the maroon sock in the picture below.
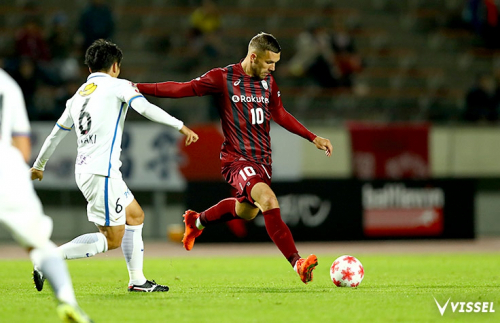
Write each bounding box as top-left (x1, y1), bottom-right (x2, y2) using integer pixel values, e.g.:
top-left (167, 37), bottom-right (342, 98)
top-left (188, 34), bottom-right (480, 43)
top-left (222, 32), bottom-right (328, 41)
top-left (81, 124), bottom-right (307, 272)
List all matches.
top-left (262, 208), bottom-right (300, 266)
top-left (199, 198), bottom-right (238, 227)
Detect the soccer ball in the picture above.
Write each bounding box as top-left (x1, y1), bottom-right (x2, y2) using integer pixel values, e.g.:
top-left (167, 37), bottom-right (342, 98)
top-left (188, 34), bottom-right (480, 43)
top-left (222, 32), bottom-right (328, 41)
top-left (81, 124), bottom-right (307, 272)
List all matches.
top-left (330, 255), bottom-right (364, 287)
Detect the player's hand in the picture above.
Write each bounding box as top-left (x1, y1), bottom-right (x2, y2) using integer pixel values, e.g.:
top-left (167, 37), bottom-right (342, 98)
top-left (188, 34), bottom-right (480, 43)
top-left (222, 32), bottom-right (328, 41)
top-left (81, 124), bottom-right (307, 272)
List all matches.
top-left (30, 168), bottom-right (44, 181)
top-left (313, 136), bottom-right (332, 157)
top-left (179, 125), bottom-right (199, 146)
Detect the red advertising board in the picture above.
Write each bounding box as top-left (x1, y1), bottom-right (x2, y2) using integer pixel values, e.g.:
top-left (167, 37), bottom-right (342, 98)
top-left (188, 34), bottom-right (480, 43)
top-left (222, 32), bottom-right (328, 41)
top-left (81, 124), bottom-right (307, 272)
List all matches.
top-left (178, 123), bottom-right (224, 181)
top-left (364, 207), bottom-right (444, 237)
top-left (361, 183), bottom-right (444, 237)
top-left (348, 122), bottom-right (430, 179)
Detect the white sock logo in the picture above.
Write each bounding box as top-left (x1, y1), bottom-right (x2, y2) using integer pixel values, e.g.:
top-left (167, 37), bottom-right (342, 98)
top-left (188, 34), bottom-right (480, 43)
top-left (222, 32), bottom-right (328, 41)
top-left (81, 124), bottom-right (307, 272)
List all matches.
top-left (434, 297), bottom-right (450, 316)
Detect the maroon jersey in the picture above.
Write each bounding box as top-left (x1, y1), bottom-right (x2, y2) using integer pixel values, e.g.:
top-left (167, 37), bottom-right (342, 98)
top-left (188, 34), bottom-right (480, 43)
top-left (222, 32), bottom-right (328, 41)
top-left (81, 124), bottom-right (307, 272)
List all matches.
top-left (137, 62), bottom-right (316, 166)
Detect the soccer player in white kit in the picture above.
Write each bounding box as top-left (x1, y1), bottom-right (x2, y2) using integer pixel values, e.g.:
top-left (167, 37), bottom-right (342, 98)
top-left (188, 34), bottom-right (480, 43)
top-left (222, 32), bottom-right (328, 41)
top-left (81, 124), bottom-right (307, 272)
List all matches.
top-left (30, 39), bottom-right (199, 292)
top-left (0, 68), bottom-right (93, 322)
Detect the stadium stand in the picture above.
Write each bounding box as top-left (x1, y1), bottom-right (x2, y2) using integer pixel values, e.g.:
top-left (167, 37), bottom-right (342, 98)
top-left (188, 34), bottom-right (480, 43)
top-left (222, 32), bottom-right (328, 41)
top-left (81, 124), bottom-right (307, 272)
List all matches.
top-left (0, 0), bottom-right (499, 124)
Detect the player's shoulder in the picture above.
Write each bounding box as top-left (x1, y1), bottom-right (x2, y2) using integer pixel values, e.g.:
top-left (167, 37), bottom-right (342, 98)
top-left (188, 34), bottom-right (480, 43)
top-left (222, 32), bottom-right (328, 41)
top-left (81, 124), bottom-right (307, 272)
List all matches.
top-left (193, 67), bottom-right (226, 83)
top-left (94, 77), bottom-right (138, 95)
top-left (114, 77), bottom-right (133, 86)
top-left (223, 62), bottom-right (241, 72)
top-left (112, 77), bottom-right (140, 91)
top-left (207, 64), bottom-right (239, 78)
top-left (204, 66), bottom-right (227, 76)
top-left (0, 68), bottom-right (12, 82)
top-left (0, 69), bottom-right (22, 94)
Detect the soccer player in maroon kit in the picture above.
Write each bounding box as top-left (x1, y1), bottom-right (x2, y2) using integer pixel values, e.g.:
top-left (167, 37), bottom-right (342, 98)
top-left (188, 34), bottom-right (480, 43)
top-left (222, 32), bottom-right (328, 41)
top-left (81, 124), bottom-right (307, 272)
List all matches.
top-left (137, 32), bottom-right (333, 284)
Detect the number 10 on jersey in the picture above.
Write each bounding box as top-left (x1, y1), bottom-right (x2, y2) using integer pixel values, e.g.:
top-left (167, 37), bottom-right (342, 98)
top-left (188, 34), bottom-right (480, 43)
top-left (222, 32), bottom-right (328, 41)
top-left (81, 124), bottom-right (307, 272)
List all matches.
top-left (239, 166), bottom-right (256, 181)
top-left (250, 108), bottom-right (264, 125)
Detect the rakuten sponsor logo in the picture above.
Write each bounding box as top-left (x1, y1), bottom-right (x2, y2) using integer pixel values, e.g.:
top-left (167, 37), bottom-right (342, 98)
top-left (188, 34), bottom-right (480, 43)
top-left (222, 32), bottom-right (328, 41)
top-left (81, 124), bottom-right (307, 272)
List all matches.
top-left (231, 95), bottom-right (269, 104)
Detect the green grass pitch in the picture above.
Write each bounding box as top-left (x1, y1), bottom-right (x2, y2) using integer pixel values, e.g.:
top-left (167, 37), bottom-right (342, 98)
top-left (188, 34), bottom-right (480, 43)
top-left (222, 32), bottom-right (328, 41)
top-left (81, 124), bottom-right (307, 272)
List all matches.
top-left (0, 253), bottom-right (499, 322)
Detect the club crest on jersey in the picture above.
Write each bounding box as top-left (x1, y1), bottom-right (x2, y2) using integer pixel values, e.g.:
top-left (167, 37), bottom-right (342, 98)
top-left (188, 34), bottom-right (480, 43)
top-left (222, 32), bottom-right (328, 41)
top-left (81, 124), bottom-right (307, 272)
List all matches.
top-left (233, 79), bottom-right (241, 86)
top-left (261, 80), bottom-right (268, 90)
top-left (79, 83), bottom-right (97, 96)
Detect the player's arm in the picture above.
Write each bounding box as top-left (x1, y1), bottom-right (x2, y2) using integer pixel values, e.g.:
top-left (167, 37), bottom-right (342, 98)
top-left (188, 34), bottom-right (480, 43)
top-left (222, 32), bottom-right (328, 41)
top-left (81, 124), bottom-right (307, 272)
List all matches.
top-left (130, 96), bottom-right (199, 146)
top-left (136, 68), bottom-right (224, 98)
top-left (30, 123), bottom-right (72, 181)
top-left (31, 102), bottom-right (73, 181)
top-left (12, 136), bottom-right (31, 162)
top-left (136, 81), bottom-right (197, 98)
top-left (9, 81), bottom-right (31, 162)
top-left (272, 107), bottom-right (332, 157)
top-left (270, 85), bottom-right (332, 156)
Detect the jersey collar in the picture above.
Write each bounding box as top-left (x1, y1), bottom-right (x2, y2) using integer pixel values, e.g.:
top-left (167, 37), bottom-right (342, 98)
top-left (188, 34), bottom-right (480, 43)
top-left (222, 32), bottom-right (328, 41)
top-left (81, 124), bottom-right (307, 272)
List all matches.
top-left (87, 72), bottom-right (111, 81)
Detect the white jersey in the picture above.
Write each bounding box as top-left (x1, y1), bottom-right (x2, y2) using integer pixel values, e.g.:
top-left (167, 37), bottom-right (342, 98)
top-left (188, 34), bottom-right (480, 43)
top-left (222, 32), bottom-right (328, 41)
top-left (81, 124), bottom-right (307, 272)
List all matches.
top-left (33, 72), bottom-right (184, 178)
top-left (57, 72), bottom-right (147, 178)
top-left (0, 68), bottom-right (30, 147)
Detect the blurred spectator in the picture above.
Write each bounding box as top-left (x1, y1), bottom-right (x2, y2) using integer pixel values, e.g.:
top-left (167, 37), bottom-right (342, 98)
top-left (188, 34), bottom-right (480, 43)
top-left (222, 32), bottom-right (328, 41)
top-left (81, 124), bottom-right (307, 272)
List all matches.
top-left (331, 24), bottom-right (363, 87)
top-left (190, 0), bottom-right (221, 35)
top-left (79, 0), bottom-right (115, 51)
top-left (14, 13), bottom-right (62, 87)
top-left (288, 24), bottom-right (341, 88)
top-left (463, 0), bottom-right (500, 48)
top-left (186, 0), bottom-right (225, 69)
top-left (48, 13), bottom-right (71, 61)
top-left (482, 0), bottom-right (500, 48)
top-left (463, 73), bottom-right (498, 122)
top-left (11, 4), bottom-right (47, 119)
top-left (15, 17), bottom-right (51, 62)
top-left (463, 0), bottom-right (484, 34)
top-left (48, 13), bottom-right (80, 83)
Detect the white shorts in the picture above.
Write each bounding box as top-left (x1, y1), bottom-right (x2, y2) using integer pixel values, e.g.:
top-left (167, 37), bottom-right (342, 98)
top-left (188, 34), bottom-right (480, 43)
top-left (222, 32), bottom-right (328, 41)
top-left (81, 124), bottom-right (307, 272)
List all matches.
top-left (75, 173), bottom-right (134, 226)
top-left (0, 145), bottom-right (53, 249)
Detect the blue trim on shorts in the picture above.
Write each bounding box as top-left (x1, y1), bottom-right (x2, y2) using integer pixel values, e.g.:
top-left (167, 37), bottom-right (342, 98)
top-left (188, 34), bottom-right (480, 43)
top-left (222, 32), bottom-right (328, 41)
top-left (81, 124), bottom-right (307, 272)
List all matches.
top-left (104, 177), bottom-right (110, 226)
top-left (108, 103), bottom-right (124, 177)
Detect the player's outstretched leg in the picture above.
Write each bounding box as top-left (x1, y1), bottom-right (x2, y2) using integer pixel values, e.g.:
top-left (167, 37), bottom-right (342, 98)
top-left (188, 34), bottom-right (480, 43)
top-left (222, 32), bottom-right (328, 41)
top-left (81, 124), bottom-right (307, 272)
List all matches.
top-left (30, 244), bottom-right (93, 322)
top-left (57, 302), bottom-right (94, 323)
top-left (33, 265), bottom-right (45, 291)
top-left (294, 254), bottom-right (318, 284)
top-left (182, 210), bottom-right (204, 251)
top-left (58, 233), bottom-right (108, 260)
top-left (33, 233), bottom-right (107, 291)
top-left (128, 279), bottom-right (169, 292)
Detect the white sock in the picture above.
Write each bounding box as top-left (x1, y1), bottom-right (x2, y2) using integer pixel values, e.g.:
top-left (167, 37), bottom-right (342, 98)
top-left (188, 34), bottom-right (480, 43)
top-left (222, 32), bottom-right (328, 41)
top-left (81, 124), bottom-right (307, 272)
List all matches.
top-left (122, 224), bottom-right (147, 286)
top-left (30, 242), bottom-right (78, 306)
top-left (58, 232), bottom-right (108, 260)
top-left (195, 217), bottom-right (205, 230)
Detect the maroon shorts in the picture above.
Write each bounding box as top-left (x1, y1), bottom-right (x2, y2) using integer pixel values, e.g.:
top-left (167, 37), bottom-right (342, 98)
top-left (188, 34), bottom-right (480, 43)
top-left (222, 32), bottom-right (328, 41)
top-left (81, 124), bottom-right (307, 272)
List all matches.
top-left (221, 159), bottom-right (272, 205)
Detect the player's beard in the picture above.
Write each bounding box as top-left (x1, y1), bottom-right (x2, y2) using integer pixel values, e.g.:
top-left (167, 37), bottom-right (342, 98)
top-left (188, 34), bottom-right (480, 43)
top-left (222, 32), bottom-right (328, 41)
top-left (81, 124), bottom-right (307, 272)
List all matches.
top-left (251, 64), bottom-right (266, 80)
top-left (258, 70), bottom-right (269, 80)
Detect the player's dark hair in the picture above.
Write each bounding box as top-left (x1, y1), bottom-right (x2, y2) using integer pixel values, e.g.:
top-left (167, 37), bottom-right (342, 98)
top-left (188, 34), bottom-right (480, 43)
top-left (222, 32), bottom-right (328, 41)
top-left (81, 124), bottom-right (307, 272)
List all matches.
top-left (84, 39), bottom-right (123, 72)
top-left (249, 32), bottom-right (281, 53)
